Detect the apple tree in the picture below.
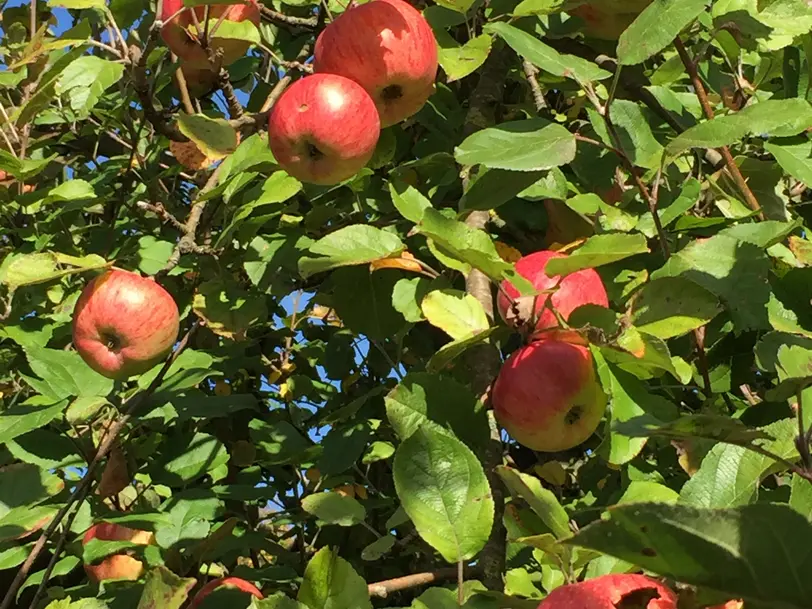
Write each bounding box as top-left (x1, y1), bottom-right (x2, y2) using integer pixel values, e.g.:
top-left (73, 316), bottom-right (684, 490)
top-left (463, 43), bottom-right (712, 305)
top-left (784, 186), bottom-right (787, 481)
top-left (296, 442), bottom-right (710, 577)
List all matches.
top-left (1, 0), bottom-right (812, 608)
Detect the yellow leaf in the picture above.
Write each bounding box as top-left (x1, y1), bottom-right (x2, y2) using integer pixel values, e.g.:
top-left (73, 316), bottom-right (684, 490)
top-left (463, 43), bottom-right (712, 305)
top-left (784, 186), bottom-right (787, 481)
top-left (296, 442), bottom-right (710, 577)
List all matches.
top-left (370, 251), bottom-right (423, 273)
top-left (279, 382), bottom-right (292, 402)
top-left (533, 462), bottom-right (567, 487)
top-left (494, 241), bottom-right (522, 264)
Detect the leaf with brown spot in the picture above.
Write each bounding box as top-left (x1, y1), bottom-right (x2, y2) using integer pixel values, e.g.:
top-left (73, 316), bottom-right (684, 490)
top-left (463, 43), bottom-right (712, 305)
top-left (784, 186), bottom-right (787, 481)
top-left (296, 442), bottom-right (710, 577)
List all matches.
top-left (136, 566), bottom-right (196, 609)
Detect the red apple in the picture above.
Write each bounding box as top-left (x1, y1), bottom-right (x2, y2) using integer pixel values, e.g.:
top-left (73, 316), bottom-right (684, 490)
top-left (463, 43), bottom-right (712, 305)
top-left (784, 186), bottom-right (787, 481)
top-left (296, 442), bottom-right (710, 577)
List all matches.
top-left (497, 250), bottom-right (608, 332)
top-left (268, 73), bottom-right (381, 185)
top-left (72, 269), bottom-right (180, 380)
top-left (83, 522), bottom-right (154, 583)
top-left (313, 0), bottom-right (438, 127)
top-left (189, 577), bottom-right (263, 609)
top-left (492, 334), bottom-right (607, 452)
top-left (160, 0), bottom-right (260, 70)
top-left (708, 603), bottom-right (743, 609)
top-left (537, 574), bottom-right (676, 608)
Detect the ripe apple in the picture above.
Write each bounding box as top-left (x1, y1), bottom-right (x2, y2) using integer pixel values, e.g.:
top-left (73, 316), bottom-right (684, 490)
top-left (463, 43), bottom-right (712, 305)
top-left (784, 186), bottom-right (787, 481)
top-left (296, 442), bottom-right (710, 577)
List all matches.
top-left (72, 269), bottom-right (180, 380)
top-left (83, 522), bottom-right (154, 583)
top-left (708, 603), bottom-right (743, 609)
top-left (492, 334), bottom-right (607, 452)
top-left (161, 0), bottom-right (260, 68)
top-left (268, 73), bottom-right (381, 185)
top-left (497, 250), bottom-right (608, 332)
top-left (570, 1), bottom-right (652, 40)
top-left (537, 573), bottom-right (676, 608)
top-left (189, 577), bottom-right (263, 609)
top-left (313, 0), bottom-right (438, 127)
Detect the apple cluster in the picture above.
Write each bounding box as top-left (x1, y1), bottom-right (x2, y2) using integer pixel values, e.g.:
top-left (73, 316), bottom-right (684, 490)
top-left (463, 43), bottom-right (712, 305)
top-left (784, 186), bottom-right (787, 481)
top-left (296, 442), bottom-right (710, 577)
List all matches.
top-left (268, 0), bottom-right (439, 185)
top-left (83, 522), bottom-right (263, 602)
top-left (492, 250), bottom-right (610, 453)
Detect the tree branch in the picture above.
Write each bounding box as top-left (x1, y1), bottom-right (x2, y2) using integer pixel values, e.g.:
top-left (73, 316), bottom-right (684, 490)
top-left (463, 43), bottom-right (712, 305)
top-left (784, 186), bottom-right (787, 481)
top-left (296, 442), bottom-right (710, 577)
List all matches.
top-left (131, 28), bottom-right (186, 142)
top-left (368, 567), bottom-right (482, 598)
top-left (136, 200), bottom-right (186, 232)
top-left (460, 47), bottom-right (510, 593)
top-left (522, 60), bottom-right (546, 112)
top-left (159, 164), bottom-right (224, 275)
top-left (673, 37), bottom-right (764, 219)
top-left (260, 5), bottom-right (318, 28)
top-left (0, 322), bottom-right (200, 609)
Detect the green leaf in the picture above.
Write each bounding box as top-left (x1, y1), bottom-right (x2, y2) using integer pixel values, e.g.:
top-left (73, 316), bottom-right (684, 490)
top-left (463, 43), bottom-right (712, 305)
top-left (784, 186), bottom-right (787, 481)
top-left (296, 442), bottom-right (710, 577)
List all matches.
top-left (618, 480), bottom-right (679, 504)
top-left (765, 136), bottom-right (812, 186)
top-left (454, 119), bottom-right (577, 171)
top-left (637, 178), bottom-right (701, 238)
top-left (433, 0), bottom-right (475, 14)
top-left (618, 0), bottom-right (710, 66)
top-left (392, 277), bottom-right (432, 323)
top-left (299, 225), bottom-right (405, 278)
top-left (667, 99), bottom-right (812, 156)
top-left (192, 279), bottom-right (268, 341)
top-left (137, 236), bottom-right (174, 276)
top-left (0, 252), bottom-right (109, 288)
top-left (55, 56), bottom-right (125, 112)
top-left (253, 594), bottom-right (308, 609)
top-left (421, 289), bottom-right (489, 339)
top-left (570, 502), bottom-right (812, 609)
top-left (393, 425), bottom-right (494, 563)
top-left (544, 233), bottom-right (649, 276)
top-left (0, 504), bottom-right (58, 543)
top-left (427, 327), bottom-right (503, 373)
top-left (47, 0), bottom-right (105, 7)
top-left (614, 414), bottom-right (773, 446)
top-left (651, 233), bottom-right (770, 331)
top-left (361, 535), bottom-right (396, 561)
top-left (209, 18), bottom-right (260, 44)
top-left (25, 347), bottom-right (113, 400)
top-left (460, 168), bottom-right (547, 211)
top-left (436, 32), bottom-right (492, 82)
top-left (591, 101), bottom-right (663, 169)
top-left (0, 463), bottom-right (63, 518)
top-left (630, 277), bottom-right (722, 339)
top-left (385, 372), bottom-right (490, 450)
top-left (496, 466), bottom-right (570, 540)
top-left (790, 474), bottom-right (812, 521)
top-left (595, 349), bottom-right (676, 465)
top-left (680, 418), bottom-right (798, 508)
top-left (485, 22), bottom-right (610, 84)
top-left (249, 420), bottom-right (311, 465)
top-left (297, 547), bottom-right (372, 609)
top-left (177, 113), bottom-right (239, 159)
top-left (154, 433), bottom-right (229, 486)
top-left (136, 566), bottom-right (197, 609)
top-left (301, 492), bottom-right (366, 527)
top-left (317, 422), bottom-right (372, 476)
top-left (389, 182), bottom-right (432, 223)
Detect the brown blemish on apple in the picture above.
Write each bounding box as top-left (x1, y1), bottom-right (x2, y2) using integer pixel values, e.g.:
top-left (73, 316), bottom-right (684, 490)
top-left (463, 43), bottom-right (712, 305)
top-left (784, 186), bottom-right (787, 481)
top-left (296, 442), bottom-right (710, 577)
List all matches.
top-left (299, 103), bottom-right (309, 112)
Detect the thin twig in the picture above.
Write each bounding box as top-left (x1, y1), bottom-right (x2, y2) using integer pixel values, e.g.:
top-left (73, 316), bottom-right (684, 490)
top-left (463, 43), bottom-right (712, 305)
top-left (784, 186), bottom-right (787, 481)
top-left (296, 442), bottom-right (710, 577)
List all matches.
top-left (136, 200), bottom-right (186, 232)
top-left (673, 37), bottom-right (764, 219)
top-left (27, 482), bottom-right (95, 609)
top-left (131, 27), bottom-right (186, 142)
top-left (259, 5), bottom-right (318, 28)
top-left (159, 165), bottom-right (224, 274)
top-left (217, 68), bottom-right (244, 119)
top-left (368, 567), bottom-right (480, 598)
top-left (105, 8), bottom-right (130, 60)
top-left (0, 323), bottom-right (199, 609)
top-left (173, 55), bottom-right (196, 115)
top-left (522, 60), bottom-right (546, 112)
